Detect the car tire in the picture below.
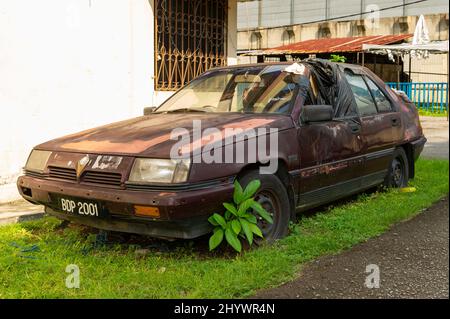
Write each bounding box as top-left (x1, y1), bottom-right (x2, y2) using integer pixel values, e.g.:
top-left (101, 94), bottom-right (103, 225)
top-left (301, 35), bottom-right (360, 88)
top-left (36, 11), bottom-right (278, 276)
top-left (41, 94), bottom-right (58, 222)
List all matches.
top-left (383, 147), bottom-right (409, 188)
top-left (238, 170), bottom-right (291, 241)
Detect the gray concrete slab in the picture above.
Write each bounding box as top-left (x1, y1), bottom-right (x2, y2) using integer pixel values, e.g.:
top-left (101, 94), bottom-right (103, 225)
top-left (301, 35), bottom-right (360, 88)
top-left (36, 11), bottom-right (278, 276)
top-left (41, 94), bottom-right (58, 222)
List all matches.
top-left (420, 116), bottom-right (449, 160)
top-left (0, 199), bottom-right (44, 225)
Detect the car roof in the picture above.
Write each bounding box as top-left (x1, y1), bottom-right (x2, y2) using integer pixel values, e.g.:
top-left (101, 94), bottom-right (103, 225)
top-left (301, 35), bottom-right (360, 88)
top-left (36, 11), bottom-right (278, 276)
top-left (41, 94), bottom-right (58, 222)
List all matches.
top-left (211, 60), bottom-right (368, 74)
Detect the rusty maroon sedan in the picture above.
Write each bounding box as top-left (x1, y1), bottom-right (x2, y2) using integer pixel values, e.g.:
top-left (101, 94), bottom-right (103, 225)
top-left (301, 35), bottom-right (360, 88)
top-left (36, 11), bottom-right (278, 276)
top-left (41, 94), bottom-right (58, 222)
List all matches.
top-left (18, 60), bottom-right (426, 240)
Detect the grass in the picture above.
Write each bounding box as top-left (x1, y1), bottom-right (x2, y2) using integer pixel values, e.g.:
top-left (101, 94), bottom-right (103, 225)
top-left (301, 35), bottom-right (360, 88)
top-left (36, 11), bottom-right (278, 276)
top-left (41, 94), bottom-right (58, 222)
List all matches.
top-left (0, 159), bottom-right (448, 298)
top-left (418, 109), bottom-right (448, 117)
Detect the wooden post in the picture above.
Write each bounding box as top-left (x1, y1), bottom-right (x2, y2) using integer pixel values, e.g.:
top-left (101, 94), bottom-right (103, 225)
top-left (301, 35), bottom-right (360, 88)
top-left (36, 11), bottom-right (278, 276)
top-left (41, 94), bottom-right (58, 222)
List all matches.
top-left (408, 54), bottom-right (412, 82)
top-left (374, 54), bottom-right (377, 73)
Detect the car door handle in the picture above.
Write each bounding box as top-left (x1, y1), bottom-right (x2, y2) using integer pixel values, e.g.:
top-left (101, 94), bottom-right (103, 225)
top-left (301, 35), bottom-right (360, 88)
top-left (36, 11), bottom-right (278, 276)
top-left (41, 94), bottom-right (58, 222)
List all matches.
top-left (391, 117), bottom-right (400, 127)
top-left (349, 123), bottom-right (361, 134)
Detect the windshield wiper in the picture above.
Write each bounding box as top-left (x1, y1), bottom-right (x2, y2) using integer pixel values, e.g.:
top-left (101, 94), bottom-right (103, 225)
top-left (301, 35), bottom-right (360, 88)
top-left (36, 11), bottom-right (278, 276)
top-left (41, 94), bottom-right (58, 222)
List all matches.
top-left (163, 108), bottom-right (208, 113)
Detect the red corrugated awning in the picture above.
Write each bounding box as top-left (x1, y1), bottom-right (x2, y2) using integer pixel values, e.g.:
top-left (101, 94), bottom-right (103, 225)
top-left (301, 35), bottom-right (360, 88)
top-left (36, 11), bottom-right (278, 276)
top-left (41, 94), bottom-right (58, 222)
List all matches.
top-left (245, 34), bottom-right (412, 56)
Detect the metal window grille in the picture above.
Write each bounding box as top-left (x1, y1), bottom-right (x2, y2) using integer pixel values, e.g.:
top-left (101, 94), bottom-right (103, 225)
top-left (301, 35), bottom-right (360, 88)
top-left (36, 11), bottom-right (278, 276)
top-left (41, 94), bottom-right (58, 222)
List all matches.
top-left (155, 0), bottom-right (228, 91)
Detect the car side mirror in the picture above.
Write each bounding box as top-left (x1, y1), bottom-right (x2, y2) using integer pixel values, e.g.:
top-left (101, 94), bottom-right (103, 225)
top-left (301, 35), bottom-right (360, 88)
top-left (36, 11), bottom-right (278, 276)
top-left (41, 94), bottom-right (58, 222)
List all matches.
top-left (143, 106), bottom-right (157, 115)
top-left (300, 105), bottom-right (334, 123)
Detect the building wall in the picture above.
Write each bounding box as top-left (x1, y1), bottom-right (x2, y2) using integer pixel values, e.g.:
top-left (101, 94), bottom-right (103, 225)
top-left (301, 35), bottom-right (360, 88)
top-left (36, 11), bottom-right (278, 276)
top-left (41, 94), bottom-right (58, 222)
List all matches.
top-left (0, 0), bottom-right (237, 203)
top-left (238, 0), bottom-right (449, 29)
top-left (403, 51), bottom-right (449, 83)
top-left (0, 0), bottom-right (155, 202)
top-left (237, 13), bottom-right (449, 83)
top-left (238, 13), bottom-right (449, 50)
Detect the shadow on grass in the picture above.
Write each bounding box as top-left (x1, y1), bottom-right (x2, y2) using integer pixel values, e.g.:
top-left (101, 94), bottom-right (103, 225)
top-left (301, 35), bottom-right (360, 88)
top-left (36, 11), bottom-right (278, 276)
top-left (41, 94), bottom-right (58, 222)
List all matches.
top-left (39, 186), bottom-right (384, 259)
top-left (298, 186), bottom-right (380, 220)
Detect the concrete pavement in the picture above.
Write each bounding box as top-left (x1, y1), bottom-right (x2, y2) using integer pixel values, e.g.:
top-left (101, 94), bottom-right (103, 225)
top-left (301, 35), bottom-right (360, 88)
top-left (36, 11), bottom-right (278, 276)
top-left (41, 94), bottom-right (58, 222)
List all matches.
top-left (0, 199), bottom-right (44, 225)
top-left (420, 116), bottom-right (449, 160)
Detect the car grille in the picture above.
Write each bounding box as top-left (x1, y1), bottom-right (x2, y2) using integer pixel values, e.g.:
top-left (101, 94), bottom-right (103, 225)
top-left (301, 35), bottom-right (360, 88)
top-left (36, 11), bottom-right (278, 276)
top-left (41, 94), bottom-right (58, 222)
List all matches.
top-left (24, 169), bottom-right (46, 179)
top-left (48, 166), bottom-right (77, 181)
top-left (82, 171), bottom-right (122, 187)
top-left (47, 166), bottom-right (123, 187)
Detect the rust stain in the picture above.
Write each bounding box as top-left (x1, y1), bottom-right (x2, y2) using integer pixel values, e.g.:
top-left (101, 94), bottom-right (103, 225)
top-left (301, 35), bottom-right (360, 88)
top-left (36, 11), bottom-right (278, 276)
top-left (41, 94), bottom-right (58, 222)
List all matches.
top-left (301, 161), bottom-right (350, 177)
top-left (248, 34), bottom-right (413, 55)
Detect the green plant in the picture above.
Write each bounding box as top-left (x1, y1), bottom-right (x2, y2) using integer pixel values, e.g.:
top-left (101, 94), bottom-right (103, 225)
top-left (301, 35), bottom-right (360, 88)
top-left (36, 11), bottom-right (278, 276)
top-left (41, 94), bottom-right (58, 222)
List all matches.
top-left (330, 54), bottom-right (347, 63)
top-left (208, 180), bottom-right (273, 252)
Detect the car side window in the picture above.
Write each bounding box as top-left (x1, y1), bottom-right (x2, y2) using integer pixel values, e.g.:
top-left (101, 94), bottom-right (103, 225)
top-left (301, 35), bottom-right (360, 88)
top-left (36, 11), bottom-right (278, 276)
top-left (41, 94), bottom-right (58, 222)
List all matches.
top-left (344, 72), bottom-right (378, 117)
top-left (365, 77), bottom-right (393, 112)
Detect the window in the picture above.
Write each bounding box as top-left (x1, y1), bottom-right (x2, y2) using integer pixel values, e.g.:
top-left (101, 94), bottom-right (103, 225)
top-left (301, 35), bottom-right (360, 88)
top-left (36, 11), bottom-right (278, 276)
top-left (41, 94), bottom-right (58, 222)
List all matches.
top-left (252, 79), bottom-right (296, 114)
top-left (344, 72), bottom-right (378, 117)
top-left (365, 78), bottom-right (392, 112)
top-left (157, 65), bottom-right (299, 115)
top-left (155, 0), bottom-right (228, 91)
top-left (162, 71), bottom-right (231, 111)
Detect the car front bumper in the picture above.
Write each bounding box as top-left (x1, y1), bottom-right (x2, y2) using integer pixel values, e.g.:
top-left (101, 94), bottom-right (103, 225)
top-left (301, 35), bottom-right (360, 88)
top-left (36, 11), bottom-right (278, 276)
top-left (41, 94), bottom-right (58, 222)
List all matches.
top-left (17, 175), bottom-right (234, 239)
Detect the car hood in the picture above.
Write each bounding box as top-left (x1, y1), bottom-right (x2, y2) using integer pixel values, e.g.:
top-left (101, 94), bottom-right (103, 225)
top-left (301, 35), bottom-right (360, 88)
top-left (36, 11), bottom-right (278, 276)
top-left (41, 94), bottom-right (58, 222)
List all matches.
top-left (36, 113), bottom-right (294, 158)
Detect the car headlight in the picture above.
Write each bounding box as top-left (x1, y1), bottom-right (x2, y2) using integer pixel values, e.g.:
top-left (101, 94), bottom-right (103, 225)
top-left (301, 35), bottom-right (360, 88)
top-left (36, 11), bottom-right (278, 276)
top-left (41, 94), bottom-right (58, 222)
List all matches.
top-left (128, 158), bottom-right (191, 184)
top-left (25, 150), bottom-right (52, 172)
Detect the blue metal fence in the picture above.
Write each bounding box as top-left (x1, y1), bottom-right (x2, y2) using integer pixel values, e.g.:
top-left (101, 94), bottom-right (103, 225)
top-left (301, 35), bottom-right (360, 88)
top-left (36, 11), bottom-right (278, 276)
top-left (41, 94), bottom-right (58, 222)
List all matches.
top-left (386, 82), bottom-right (448, 114)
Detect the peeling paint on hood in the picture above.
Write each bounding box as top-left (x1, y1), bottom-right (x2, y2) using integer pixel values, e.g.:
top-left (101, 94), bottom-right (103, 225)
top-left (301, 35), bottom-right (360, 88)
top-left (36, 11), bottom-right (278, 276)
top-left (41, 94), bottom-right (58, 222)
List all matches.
top-left (35, 113), bottom-right (294, 158)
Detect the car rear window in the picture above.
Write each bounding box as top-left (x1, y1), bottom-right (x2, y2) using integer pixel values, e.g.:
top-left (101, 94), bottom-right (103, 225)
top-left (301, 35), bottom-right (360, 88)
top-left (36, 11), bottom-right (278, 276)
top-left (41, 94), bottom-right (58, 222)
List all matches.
top-left (344, 72), bottom-right (378, 117)
top-left (365, 77), bottom-right (392, 112)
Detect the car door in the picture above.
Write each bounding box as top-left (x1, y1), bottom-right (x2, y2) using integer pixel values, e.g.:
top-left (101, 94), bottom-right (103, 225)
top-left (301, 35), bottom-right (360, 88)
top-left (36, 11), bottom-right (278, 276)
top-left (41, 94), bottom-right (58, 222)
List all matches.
top-left (344, 70), bottom-right (402, 186)
top-left (296, 74), bottom-right (364, 210)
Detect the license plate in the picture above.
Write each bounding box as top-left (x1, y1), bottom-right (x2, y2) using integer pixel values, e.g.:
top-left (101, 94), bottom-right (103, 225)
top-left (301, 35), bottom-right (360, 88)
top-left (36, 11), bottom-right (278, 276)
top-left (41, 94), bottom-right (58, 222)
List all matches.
top-left (57, 196), bottom-right (104, 217)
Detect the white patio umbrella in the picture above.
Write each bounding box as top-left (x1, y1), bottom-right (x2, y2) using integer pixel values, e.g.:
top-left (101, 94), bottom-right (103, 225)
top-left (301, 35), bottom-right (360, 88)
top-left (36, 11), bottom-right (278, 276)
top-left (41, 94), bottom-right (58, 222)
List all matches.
top-left (411, 14), bottom-right (430, 59)
top-left (362, 15), bottom-right (448, 61)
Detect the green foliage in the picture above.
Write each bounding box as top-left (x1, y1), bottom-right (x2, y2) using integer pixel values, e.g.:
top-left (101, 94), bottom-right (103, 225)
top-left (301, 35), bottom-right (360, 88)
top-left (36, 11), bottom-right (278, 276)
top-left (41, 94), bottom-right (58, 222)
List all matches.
top-left (418, 109), bottom-right (448, 117)
top-left (208, 180), bottom-right (273, 252)
top-left (330, 54), bottom-right (347, 63)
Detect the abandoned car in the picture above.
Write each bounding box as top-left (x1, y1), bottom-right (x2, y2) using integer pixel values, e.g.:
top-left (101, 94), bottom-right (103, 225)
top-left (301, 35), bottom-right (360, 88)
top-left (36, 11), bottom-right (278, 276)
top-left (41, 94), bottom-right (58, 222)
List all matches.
top-left (18, 60), bottom-right (426, 240)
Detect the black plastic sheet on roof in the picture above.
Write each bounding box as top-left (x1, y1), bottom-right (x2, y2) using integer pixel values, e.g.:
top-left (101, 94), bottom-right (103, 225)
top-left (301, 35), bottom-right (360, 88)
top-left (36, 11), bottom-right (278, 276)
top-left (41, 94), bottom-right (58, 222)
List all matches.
top-left (303, 59), bottom-right (358, 119)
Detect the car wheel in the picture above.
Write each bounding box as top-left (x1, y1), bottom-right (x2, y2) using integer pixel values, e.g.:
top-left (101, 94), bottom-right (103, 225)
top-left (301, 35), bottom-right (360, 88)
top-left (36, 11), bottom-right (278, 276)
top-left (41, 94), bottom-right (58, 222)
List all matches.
top-left (238, 170), bottom-right (291, 241)
top-left (384, 147), bottom-right (409, 188)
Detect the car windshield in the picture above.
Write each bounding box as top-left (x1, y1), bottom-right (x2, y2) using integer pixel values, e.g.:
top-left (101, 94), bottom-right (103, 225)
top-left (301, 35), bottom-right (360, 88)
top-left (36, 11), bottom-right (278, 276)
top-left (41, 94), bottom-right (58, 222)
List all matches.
top-left (155, 65), bottom-right (300, 114)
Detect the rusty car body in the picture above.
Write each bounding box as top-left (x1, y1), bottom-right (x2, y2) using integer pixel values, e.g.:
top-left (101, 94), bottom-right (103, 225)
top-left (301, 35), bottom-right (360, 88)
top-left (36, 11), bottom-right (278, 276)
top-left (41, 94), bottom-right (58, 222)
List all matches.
top-left (17, 60), bottom-right (426, 240)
